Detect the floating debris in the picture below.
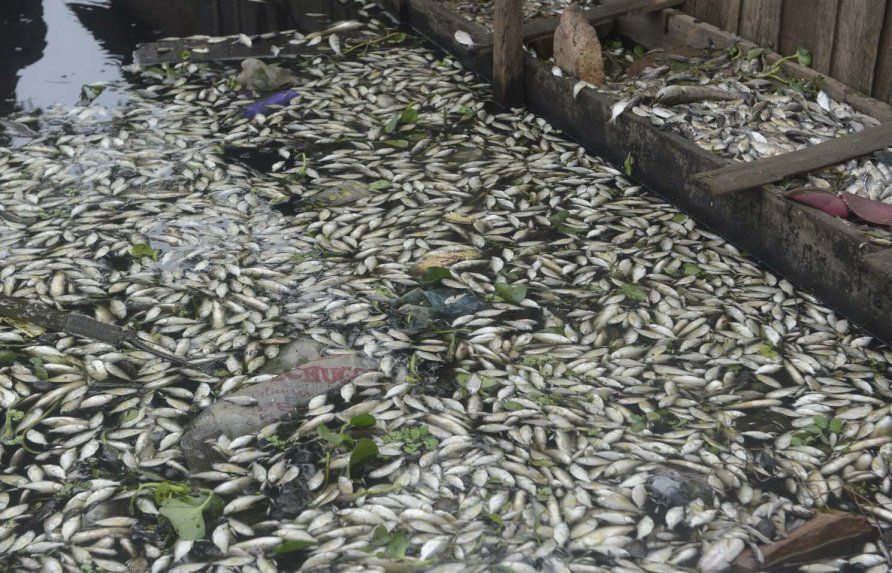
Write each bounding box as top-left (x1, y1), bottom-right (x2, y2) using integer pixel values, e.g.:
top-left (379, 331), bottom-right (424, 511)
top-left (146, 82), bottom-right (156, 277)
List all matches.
top-left (0, 5), bottom-right (891, 573)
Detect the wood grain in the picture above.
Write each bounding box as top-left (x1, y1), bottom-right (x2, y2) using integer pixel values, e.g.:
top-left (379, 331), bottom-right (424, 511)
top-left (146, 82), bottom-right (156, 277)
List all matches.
top-left (683, 0), bottom-right (742, 31)
top-left (831, 0), bottom-right (887, 93)
top-left (779, 0), bottom-right (838, 73)
top-left (493, 0), bottom-right (524, 106)
top-left (694, 124), bottom-right (892, 195)
top-left (874, 0), bottom-right (892, 102)
top-left (738, 0), bottom-right (782, 48)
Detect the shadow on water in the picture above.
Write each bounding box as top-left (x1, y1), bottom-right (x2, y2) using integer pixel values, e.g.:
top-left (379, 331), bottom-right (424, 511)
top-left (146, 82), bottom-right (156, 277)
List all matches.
top-left (0, 0), bottom-right (356, 115)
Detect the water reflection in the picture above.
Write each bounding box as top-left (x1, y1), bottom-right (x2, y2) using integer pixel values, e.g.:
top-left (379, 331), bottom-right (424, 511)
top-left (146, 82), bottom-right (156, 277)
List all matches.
top-left (0, 2), bottom-right (48, 115)
top-left (0, 0), bottom-right (355, 115)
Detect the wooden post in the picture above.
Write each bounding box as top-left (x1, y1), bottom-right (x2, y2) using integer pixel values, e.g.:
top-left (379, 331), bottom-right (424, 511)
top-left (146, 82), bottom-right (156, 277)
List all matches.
top-left (493, 0), bottom-right (524, 107)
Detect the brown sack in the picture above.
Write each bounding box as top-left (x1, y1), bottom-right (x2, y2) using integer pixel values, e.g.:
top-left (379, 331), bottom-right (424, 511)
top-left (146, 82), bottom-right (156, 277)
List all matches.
top-left (553, 4), bottom-right (605, 85)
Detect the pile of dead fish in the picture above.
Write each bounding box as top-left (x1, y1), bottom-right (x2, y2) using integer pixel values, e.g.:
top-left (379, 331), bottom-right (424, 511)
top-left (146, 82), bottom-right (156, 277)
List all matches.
top-left (441, 0), bottom-right (593, 28)
top-left (0, 5), bottom-right (891, 573)
top-left (580, 45), bottom-right (892, 207)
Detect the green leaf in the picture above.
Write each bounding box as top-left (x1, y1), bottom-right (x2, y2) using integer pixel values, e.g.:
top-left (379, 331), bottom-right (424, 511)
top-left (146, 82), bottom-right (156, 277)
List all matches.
top-left (29, 357), bottom-right (48, 380)
top-left (384, 532), bottom-right (409, 559)
top-left (671, 213), bottom-right (687, 223)
top-left (317, 424), bottom-right (346, 447)
top-left (384, 114), bottom-right (400, 134)
top-left (349, 413), bottom-right (376, 428)
top-left (0, 351), bottom-right (16, 366)
top-left (503, 400), bottom-right (524, 411)
top-left (272, 540), bottom-right (313, 555)
top-left (494, 283), bottom-right (528, 304)
top-left (795, 46), bottom-right (812, 67)
top-left (746, 47), bottom-right (765, 60)
top-left (633, 44), bottom-right (645, 57)
top-left (385, 139), bottom-right (410, 148)
top-left (488, 513), bottom-right (504, 528)
top-left (349, 438), bottom-right (379, 474)
top-left (158, 493), bottom-right (220, 540)
top-left (757, 344), bottom-right (779, 359)
top-left (400, 105), bottom-right (419, 124)
top-left (130, 243), bottom-right (158, 261)
top-left (682, 263), bottom-right (703, 277)
top-left (549, 210), bottom-right (585, 235)
top-left (618, 284), bottom-right (647, 302)
top-left (623, 153), bottom-right (634, 176)
top-left (418, 266), bottom-right (451, 286)
top-left (369, 180), bottom-right (391, 191)
top-left (813, 416), bottom-right (828, 430)
top-left (828, 418), bottom-right (843, 434)
top-left (372, 525), bottom-right (391, 545)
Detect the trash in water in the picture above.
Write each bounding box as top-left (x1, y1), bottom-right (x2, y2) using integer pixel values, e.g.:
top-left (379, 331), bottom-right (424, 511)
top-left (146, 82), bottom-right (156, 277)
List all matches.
top-left (245, 89), bottom-right (299, 119)
top-left (390, 287), bottom-right (486, 334)
top-left (181, 343), bottom-right (377, 470)
top-left (311, 180), bottom-right (373, 206)
top-left (237, 58), bottom-right (298, 92)
top-left (411, 246), bottom-right (483, 275)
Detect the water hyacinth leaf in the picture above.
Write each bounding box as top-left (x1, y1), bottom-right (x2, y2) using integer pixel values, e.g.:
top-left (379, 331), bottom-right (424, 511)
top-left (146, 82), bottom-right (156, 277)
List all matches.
top-left (842, 192), bottom-right (892, 226)
top-left (0, 350), bottom-right (15, 365)
top-left (549, 210), bottom-right (585, 234)
top-left (682, 263), bottom-right (703, 277)
top-left (624, 153), bottom-right (634, 176)
top-left (384, 114), bottom-right (400, 133)
top-left (758, 344), bottom-right (779, 359)
top-left (369, 180), bottom-right (390, 191)
top-left (503, 400), bottom-right (524, 411)
top-left (349, 438), bottom-right (379, 474)
top-left (349, 413), bottom-right (376, 428)
top-left (618, 284), bottom-right (646, 302)
top-left (317, 424), bottom-right (347, 447)
top-left (633, 44), bottom-right (645, 57)
top-left (494, 283), bottom-right (528, 303)
top-left (131, 243), bottom-right (158, 261)
top-left (385, 533), bottom-right (410, 559)
top-left (400, 105), bottom-right (419, 124)
top-left (272, 540), bottom-right (313, 555)
top-left (29, 357), bottom-right (48, 380)
top-left (158, 492), bottom-right (221, 540)
top-left (828, 418), bottom-right (843, 434)
top-left (418, 266), bottom-right (451, 286)
top-left (786, 189), bottom-right (849, 218)
top-left (796, 46), bottom-right (812, 67)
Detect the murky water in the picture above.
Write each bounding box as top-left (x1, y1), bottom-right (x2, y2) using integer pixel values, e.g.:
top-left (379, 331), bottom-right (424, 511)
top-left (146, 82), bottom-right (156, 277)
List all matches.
top-left (0, 0), bottom-right (354, 115)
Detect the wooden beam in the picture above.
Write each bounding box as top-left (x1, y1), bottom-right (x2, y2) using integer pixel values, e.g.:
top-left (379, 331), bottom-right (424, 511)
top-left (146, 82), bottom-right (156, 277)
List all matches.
top-left (873, 0), bottom-right (892, 103)
top-left (520, 0), bottom-right (684, 44)
top-left (493, 0), bottom-right (524, 106)
top-left (693, 124), bottom-right (892, 195)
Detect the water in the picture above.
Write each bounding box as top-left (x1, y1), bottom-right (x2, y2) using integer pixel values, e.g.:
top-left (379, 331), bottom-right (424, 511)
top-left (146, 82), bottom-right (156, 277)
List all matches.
top-left (0, 0), bottom-right (355, 115)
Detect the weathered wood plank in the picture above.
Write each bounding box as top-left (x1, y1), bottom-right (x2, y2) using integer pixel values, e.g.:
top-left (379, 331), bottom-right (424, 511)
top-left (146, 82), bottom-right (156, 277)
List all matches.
top-left (520, 0), bottom-right (684, 44)
top-left (778, 0), bottom-right (838, 74)
top-left (738, 0), bottom-right (782, 49)
top-left (830, 0), bottom-right (886, 94)
top-left (493, 0), bottom-right (524, 106)
top-left (874, 0), bottom-right (892, 103)
top-left (683, 0), bottom-right (741, 31)
top-left (522, 53), bottom-right (892, 343)
top-left (614, 9), bottom-right (892, 122)
top-left (693, 124), bottom-right (892, 194)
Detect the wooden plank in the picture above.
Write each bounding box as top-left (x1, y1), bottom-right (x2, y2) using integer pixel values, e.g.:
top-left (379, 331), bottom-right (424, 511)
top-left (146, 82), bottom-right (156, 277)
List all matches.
top-left (492, 0), bottom-right (524, 106)
top-left (873, 0), bottom-right (892, 102)
top-left (519, 0), bottom-right (684, 44)
top-left (683, 0), bottom-right (741, 31)
top-left (521, 54), bottom-right (892, 344)
top-left (614, 9), bottom-right (892, 122)
top-left (778, 0), bottom-right (838, 74)
top-left (737, 0), bottom-right (782, 49)
top-left (830, 0), bottom-right (887, 94)
top-left (693, 124), bottom-right (892, 194)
